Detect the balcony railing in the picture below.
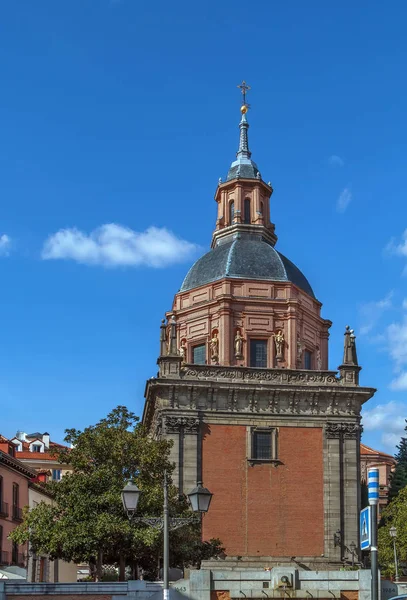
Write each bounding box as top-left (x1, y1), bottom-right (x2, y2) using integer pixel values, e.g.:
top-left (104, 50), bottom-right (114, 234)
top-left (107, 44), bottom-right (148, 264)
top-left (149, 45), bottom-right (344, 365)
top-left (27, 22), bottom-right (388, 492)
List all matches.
top-left (12, 505), bottom-right (23, 522)
top-left (0, 501), bottom-right (9, 518)
top-left (0, 551), bottom-right (10, 565)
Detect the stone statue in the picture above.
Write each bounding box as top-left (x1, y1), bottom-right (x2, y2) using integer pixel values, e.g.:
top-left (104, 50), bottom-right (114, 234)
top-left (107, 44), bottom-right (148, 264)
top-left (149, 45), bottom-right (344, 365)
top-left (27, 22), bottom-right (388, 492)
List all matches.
top-left (273, 330), bottom-right (285, 360)
top-left (316, 346), bottom-right (322, 370)
top-left (234, 330), bottom-right (243, 358)
top-left (179, 340), bottom-right (187, 363)
top-left (343, 325), bottom-right (358, 366)
top-left (210, 333), bottom-right (219, 362)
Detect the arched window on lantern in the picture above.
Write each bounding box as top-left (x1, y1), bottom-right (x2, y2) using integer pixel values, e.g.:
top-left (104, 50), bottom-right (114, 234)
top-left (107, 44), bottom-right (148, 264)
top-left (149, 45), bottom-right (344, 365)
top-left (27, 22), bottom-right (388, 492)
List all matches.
top-left (229, 201), bottom-right (235, 224)
top-left (260, 201), bottom-right (264, 216)
top-left (244, 198), bottom-right (251, 224)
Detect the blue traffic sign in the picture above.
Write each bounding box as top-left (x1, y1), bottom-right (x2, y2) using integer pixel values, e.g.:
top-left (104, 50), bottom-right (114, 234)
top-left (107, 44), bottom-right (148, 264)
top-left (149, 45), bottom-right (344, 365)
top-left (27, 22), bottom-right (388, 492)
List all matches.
top-left (360, 506), bottom-right (371, 550)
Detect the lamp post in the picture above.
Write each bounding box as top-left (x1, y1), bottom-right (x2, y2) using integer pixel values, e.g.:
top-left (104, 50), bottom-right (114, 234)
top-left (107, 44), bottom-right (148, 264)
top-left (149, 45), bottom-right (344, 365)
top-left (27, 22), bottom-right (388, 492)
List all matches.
top-left (389, 526), bottom-right (399, 582)
top-left (122, 474), bottom-right (213, 600)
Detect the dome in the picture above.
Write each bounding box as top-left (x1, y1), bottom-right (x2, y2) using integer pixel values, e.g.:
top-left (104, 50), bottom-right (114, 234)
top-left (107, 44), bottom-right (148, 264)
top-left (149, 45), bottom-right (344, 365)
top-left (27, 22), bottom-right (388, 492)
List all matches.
top-left (180, 237), bottom-right (315, 298)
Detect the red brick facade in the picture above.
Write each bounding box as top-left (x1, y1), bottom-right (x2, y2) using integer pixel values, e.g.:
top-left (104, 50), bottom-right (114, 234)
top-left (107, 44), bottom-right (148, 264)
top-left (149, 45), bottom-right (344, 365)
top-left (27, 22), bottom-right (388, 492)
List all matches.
top-left (202, 424), bottom-right (324, 557)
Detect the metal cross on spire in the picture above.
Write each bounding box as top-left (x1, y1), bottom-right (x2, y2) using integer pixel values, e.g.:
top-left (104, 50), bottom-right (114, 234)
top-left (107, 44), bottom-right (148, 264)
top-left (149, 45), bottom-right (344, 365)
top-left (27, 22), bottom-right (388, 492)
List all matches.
top-left (237, 80), bottom-right (251, 108)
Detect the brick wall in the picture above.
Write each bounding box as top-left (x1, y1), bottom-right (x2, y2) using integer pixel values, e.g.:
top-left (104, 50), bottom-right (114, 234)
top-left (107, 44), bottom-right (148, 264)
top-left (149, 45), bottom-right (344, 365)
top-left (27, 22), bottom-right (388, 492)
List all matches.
top-left (202, 424), bottom-right (324, 557)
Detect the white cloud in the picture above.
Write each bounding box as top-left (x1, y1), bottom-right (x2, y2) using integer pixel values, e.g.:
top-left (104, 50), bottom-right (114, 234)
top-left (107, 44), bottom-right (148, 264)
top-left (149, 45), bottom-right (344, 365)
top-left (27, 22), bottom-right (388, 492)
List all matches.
top-left (328, 155), bottom-right (344, 167)
top-left (336, 187), bottom-right (352, 213)
top-left (386, 316), bottom-right (407, 371)
top-left (42, 224), bottom-right (199, 268)
top-left (386, 229), bottom-right (407, 257)
top-left (359, 291), bottom-right (393, 335)
top-left (390, 372), bottom-right (407, 390)
top-left (362, 401), bottom-right (406, 452)
top-left (0, 234), bottom-right (11, 256)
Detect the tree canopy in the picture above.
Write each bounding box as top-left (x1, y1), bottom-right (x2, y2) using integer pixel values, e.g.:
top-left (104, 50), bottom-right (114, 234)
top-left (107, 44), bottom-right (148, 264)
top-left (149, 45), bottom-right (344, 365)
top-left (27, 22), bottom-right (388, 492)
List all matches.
top-left (378, 485), bottom-right (407, 578)
top-left (10, 406), bottom-right (223, 580)
top-left (389, 432), bottom-right (407, 503)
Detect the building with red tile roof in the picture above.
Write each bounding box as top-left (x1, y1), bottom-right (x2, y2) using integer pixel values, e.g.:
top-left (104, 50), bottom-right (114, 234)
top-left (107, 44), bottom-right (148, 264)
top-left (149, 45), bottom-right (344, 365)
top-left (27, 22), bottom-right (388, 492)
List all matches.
top-left (10, 432), bottom-right (71, 483)
top-left (360, 442), bottom-right (396, 518)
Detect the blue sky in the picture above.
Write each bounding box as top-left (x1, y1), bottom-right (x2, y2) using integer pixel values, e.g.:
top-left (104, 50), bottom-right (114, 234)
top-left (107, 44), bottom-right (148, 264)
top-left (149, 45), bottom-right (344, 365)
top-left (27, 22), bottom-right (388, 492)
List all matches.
top-left (1, 0), bottom-right (407, 453)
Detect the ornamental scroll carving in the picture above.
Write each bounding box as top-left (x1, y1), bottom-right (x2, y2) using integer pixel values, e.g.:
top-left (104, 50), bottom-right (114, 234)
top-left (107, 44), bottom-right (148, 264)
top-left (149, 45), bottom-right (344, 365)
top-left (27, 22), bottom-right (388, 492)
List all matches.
top-left (325, 422), bottom-right (362, 439)
top-left (182, 366), bottom-right (339, 385)
top-left (164, 416), bottom-right (199, 434)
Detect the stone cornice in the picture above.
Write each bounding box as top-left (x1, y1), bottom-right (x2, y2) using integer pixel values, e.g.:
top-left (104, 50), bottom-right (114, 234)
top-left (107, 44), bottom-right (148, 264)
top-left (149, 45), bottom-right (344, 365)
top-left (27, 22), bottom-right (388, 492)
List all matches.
top-left (143, 367), bottom-right (375, 432)
top-left (161, 364), bottom-right (374, 391)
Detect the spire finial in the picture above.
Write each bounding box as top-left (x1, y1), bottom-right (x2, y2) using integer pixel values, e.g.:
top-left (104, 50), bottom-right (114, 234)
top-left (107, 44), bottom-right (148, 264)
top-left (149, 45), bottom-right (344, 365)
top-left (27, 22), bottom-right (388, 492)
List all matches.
top-left (236, 81), bottom-right (252, 159)
top-left (225, 81), bottom-right (260, 181)
top-left (237, 80), bottom-right (251, 113)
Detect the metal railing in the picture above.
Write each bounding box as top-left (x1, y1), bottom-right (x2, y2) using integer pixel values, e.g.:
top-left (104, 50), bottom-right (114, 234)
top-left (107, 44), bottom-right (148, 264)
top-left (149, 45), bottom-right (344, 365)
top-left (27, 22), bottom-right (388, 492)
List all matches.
top-left (12, 505), bottom-right (23, 521)
top-left (0, 501), bottom-right (9, 517)
top-left (0, 550), bottom-right (9, 565)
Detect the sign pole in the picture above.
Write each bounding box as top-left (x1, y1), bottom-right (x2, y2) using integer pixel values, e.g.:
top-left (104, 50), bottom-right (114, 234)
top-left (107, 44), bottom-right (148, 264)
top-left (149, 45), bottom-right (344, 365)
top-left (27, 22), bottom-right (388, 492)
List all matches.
top-left (368, 468), bottom-right (379, 600)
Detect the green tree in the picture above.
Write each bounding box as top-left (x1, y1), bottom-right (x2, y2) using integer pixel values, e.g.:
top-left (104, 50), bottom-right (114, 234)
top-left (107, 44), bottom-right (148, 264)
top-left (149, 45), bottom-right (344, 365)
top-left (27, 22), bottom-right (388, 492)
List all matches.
top-left (10, 406), bottom-right (223, 580)
top-left (389, 432), bottom-right (407, 502)
top-left (378, 486), bottom-right (407, 578)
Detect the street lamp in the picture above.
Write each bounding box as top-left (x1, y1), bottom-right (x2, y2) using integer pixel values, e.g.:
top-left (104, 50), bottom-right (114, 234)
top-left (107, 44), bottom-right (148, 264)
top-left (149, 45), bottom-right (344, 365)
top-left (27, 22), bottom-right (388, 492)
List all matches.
top-left (389, 526), bottom-right (399, 581)
top-left (122, 473), bottom-right (213, 600)
top-left (187, 482), bottom-right (213, 513)
top-left (121, 480), bottom-right (141, 516)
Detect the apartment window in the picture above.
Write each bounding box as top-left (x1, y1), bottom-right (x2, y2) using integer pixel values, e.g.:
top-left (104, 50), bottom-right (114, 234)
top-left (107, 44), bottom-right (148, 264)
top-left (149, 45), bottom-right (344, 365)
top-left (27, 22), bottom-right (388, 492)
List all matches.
top-left (12, 483), bottom-right (19, 510)
top-left (32, 445), bottom-right (41, 453)
top-left (192, 344), bottom-right (206, 365)
top-left (244, 198), bottom-right (251, 224)
top-left (0, 477), bottom-right (7, 518)
top-left (12, 541), bottom-right (18, 565)
top-left (250, 339), bottom-right (268, 368)
top-left (52, 469), bottom-right (62, 481)
top-left (249, 428), bottom-right (278, 463)
top-left (304, 350), bottom-right (312, 370)
top-left (0, 524), bottom-right (3, 557)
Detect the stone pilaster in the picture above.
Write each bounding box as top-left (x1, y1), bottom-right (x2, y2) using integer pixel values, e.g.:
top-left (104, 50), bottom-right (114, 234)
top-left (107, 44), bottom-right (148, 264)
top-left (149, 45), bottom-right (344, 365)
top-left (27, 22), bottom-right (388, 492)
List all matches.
top-left (324, 423), bottom-right (342, 562)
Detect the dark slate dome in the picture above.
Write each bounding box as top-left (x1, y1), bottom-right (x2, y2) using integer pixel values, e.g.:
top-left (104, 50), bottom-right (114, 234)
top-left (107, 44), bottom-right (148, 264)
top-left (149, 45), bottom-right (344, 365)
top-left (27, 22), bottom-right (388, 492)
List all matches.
top-left (180, 237), bottom-right (315, 298)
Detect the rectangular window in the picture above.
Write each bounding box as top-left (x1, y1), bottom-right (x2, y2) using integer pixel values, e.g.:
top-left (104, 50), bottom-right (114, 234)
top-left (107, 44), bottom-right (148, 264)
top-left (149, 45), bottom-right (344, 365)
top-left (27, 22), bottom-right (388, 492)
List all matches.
top-left (32, 445), bottom-right (41, 453)
top-left (250, 339), bottom-right (268, 368)
top-left (253, 431), bottom-right (272, 459)
top-left (12, 541), bottom-right (18, 565)
top-left (12, 483), bottom-right (19, 510)
top-left (304, 350), bottom-right (312, 370)
top-left (249, 427), bottom-right (278, 463)
top-left (52, 469), bottom-right (62, 481)
top-left (192, 344), bottom-right (206, 365)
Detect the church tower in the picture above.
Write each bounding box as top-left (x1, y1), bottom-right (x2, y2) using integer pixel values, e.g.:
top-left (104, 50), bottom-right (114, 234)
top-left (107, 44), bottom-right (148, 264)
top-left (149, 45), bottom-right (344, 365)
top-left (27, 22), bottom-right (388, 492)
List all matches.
top-left (143, 84), bottom-right (375, 569)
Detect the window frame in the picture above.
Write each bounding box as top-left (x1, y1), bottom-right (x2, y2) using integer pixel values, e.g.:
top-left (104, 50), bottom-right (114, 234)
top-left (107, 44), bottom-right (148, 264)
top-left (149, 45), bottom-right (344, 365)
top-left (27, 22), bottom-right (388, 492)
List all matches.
top-left (249, 338), bottom-right (269, 368)
top-left (12, 541), bottom-right (18, 565)
top-left (304, 349), bottom-right (313, 370)
top-left (229, 200), bottom-right (235, 225)
top-left (192, 343), bottom-right (207, 365)
top-left (12, 482), bottom-right (19, 510)
top-left (247, 427), bottom-right (279, 465)
top-left (32, 444), bottom-right (42, 453)
top-left (52, 469), bottom-right (62, 482)
top-left (244, 198), bottom-right (251, 224)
